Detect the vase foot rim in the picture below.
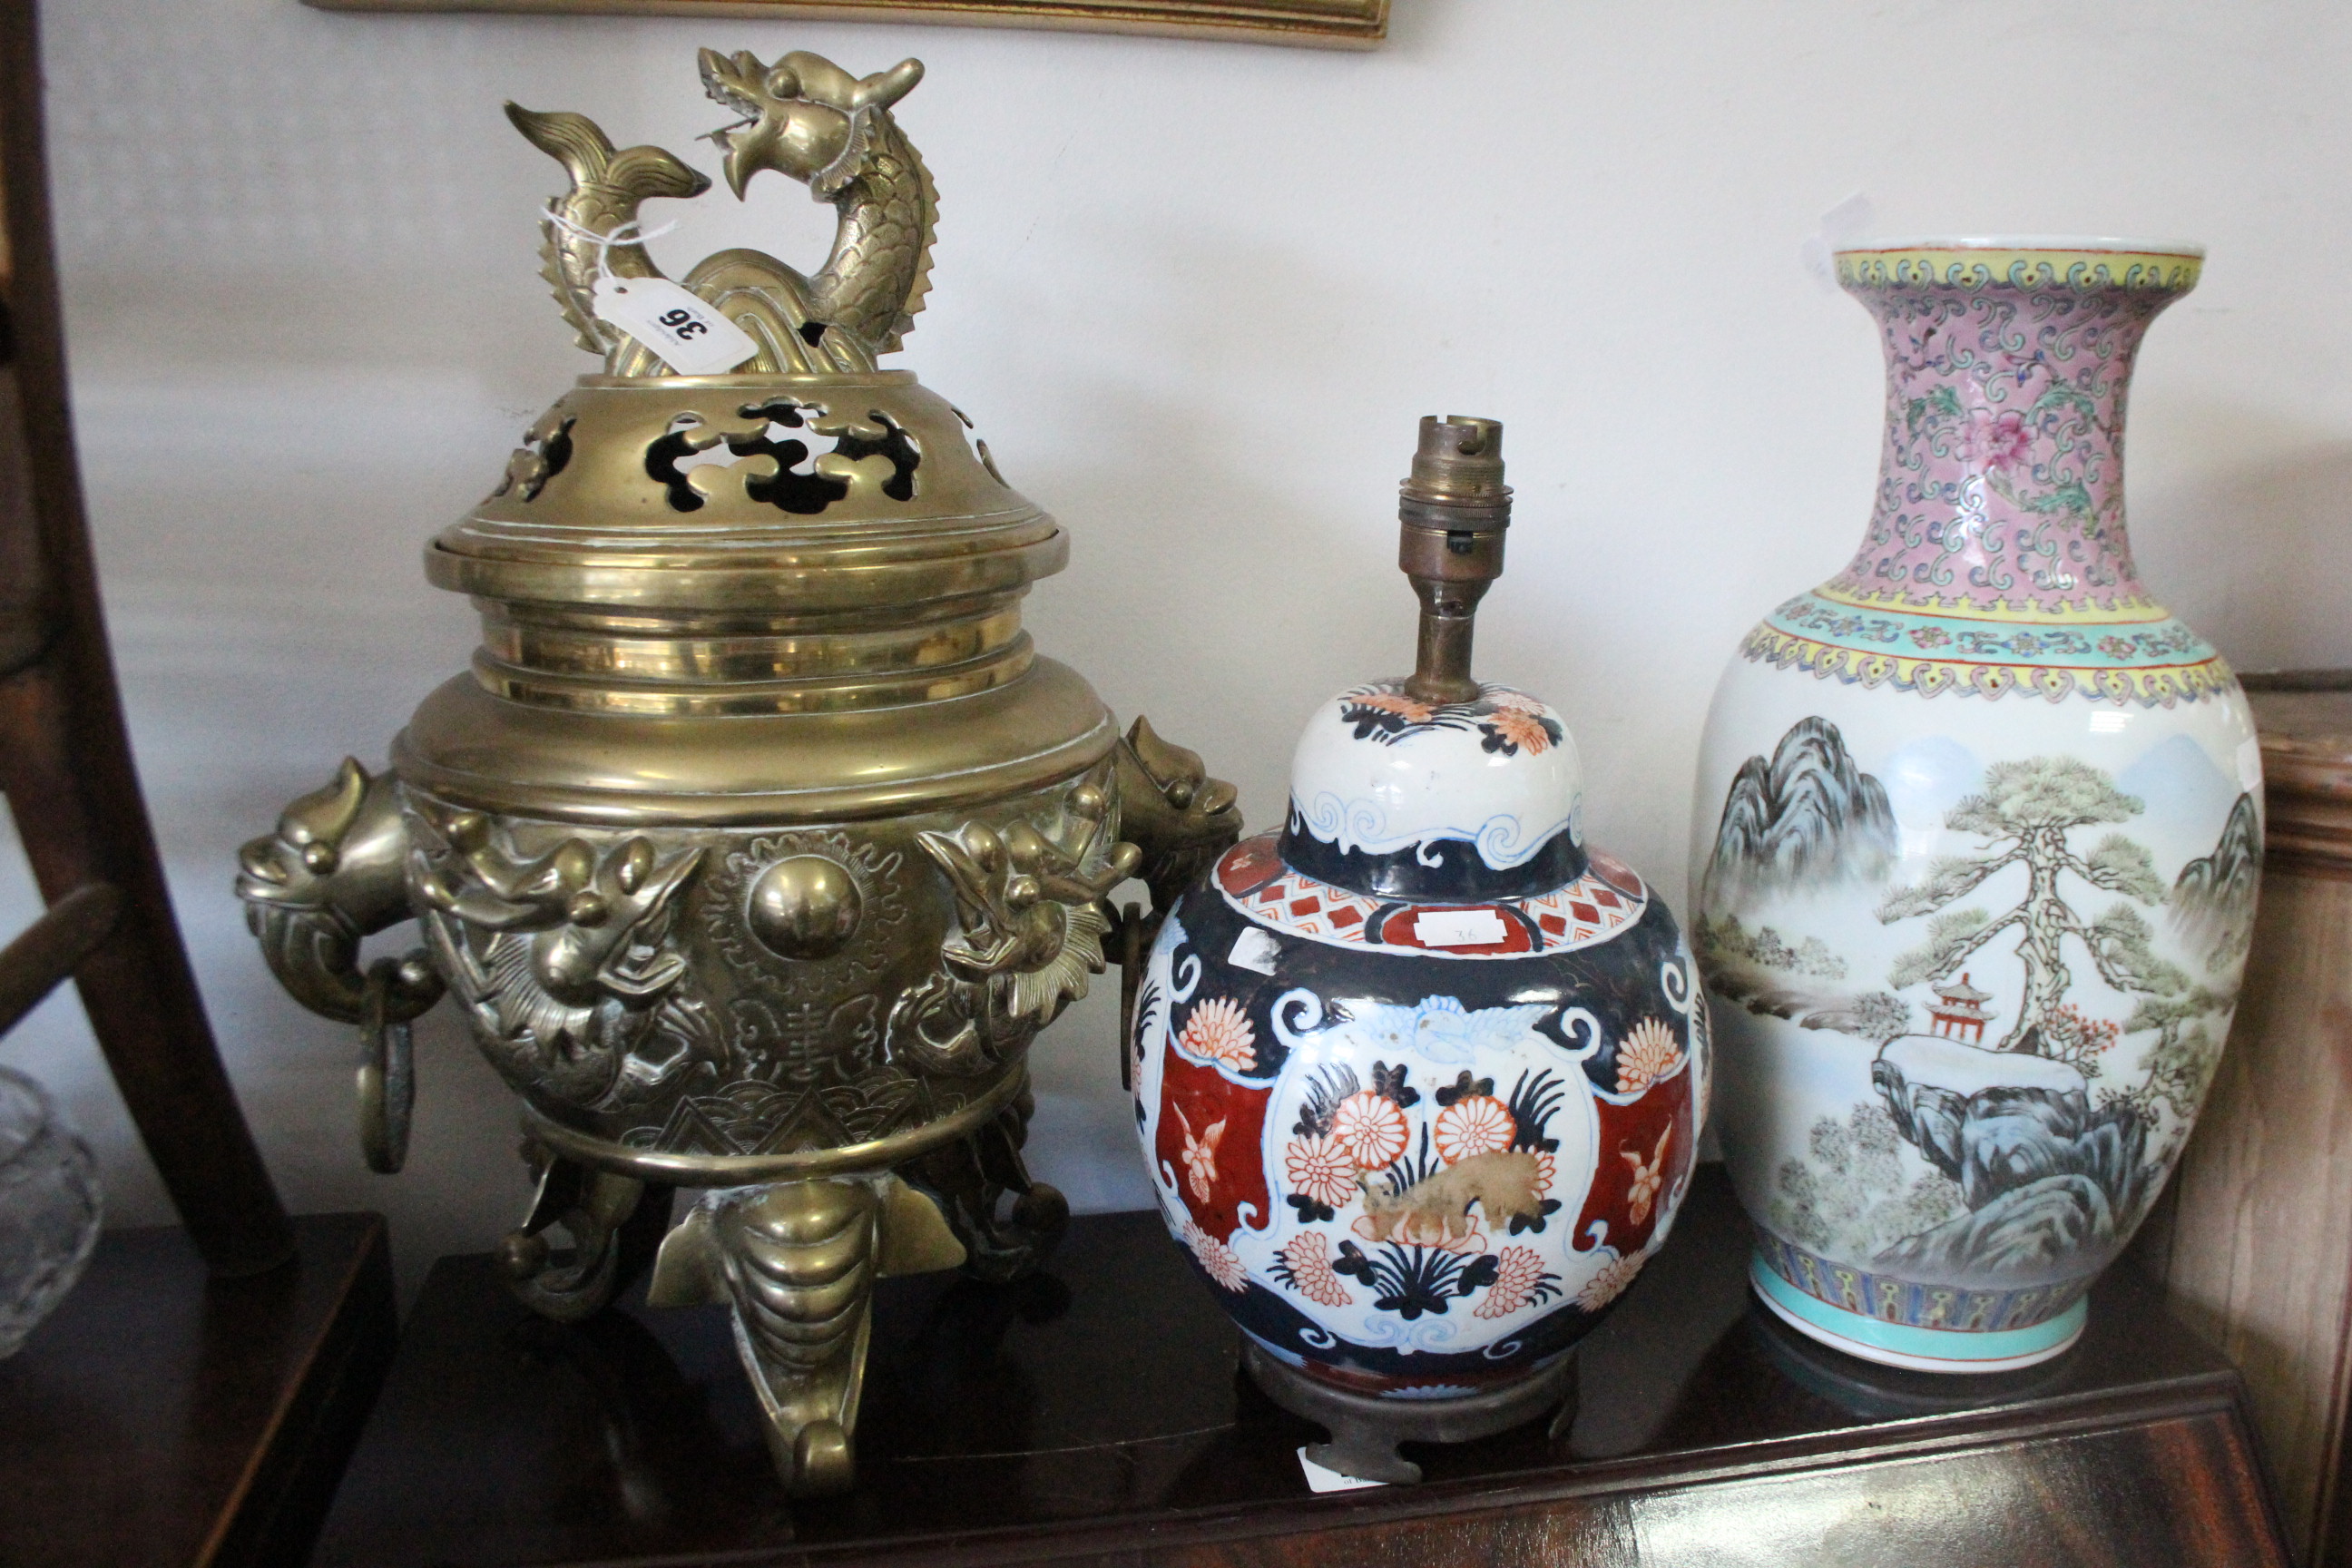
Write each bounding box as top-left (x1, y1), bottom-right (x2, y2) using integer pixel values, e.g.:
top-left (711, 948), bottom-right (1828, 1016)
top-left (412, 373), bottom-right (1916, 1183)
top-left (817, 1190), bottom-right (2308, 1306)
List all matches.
top-left (1240, 1340), bottom-right (1577, 1485)
top-left (1749, 1250), bottom-right (2087, 1374)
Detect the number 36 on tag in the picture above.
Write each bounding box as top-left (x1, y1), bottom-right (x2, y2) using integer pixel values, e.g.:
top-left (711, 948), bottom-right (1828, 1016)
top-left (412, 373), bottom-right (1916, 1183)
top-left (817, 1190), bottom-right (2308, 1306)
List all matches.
top-left (590, 276), bottom-right (760, 377)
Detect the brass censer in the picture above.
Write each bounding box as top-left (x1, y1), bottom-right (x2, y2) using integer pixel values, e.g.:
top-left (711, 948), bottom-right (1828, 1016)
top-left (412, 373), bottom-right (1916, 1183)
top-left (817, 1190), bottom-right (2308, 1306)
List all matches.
top-left (236, 48), bottom-right (1238, 1494)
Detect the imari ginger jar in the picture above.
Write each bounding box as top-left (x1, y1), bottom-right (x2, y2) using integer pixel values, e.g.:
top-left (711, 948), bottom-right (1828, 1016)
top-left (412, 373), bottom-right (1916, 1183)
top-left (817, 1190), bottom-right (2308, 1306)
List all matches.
top-left (1691, 240), bottom-right (2262, 1372)
top-left (1134, 416), bottom-right (1707, 1482)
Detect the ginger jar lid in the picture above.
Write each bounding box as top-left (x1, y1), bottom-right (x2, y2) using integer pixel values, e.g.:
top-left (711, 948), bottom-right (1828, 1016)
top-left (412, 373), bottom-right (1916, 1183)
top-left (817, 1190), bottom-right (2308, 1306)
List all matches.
top-left (1280, 679), bottom-right (1585, 899)
top-left (1274, 415), bottom-right (1586, 901)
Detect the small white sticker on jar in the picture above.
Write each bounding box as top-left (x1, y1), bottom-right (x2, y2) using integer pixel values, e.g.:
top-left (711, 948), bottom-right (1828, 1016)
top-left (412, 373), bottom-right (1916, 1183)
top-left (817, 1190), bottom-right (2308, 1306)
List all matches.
top-left (1229, 928), bottom-right (1281, 975)
top-left (1414, 908), bottom-right (1508, 947)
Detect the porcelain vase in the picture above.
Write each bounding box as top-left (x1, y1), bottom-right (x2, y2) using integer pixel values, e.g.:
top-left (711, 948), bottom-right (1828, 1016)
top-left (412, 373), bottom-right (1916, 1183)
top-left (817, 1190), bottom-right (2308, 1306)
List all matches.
top-left (1136, 416), bottom-right (1707, 1481)
top-left (1690, 240), bottom-right (2261, 1372)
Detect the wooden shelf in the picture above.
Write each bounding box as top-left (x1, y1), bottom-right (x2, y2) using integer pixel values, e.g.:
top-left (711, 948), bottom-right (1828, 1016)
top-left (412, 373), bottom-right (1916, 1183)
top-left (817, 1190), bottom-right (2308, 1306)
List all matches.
top-left (313, 1169), bottom-right (2287, 1565)
top-left (2137, 674), bottom-right (2352, 1562)
top-left (0, 1212), bottom-right (396, 1568)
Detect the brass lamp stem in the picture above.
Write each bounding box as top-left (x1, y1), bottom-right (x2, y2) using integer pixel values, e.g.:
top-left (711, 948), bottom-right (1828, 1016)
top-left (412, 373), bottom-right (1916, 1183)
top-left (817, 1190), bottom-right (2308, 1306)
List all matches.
top-left (1398, 416), bottom-right (1511, 705)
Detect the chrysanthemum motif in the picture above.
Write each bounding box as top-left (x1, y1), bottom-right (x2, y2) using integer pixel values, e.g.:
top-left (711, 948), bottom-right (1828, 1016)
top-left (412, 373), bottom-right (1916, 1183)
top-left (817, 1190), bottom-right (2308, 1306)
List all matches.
top-left (1614, 1017), bottom-right (1685, 1094)
top-left (1482, 708), bottom-right (1555, 757)
top-left (1276, 1230), bottom-right (1353, 1307)
top-left (1331, 1091), bottom-right (1409, 1170)
top-left (1486, 688), bottom-right (1548, 714)
top-left (1172, 1104), bottom-right (1227, 1203)
top-left (1284, 1133), bottom-right (1357, 1209)
top-left (1434, 1094), bottom-right (1514, 1163)
top-left (1575, 1249), bottom-right (1648, 1312)
top-left (1475, 1245), bottom-right (1550, 1319)
top-left (1349, 690), bottom-right (1436, 722)
top-left (1176, 996), bottom-right (1257, 1071)
top-left (1182, 1219), bottom-right (1248, 1293)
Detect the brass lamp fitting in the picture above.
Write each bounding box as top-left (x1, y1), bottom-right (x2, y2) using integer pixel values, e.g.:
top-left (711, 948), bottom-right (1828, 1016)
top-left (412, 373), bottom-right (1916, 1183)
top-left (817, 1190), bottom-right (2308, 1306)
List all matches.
top-left (1398, 415), bottom-right (1511, 703)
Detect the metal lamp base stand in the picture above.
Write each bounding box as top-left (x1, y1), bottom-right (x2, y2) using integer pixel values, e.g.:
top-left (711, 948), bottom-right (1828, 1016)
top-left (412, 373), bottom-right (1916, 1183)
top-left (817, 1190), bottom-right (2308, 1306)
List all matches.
top-left (1241, 1340), bottom-right (1578, 1485)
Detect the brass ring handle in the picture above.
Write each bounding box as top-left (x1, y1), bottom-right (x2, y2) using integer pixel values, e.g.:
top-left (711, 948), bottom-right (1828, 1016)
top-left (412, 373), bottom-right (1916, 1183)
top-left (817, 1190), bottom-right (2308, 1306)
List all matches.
top-left (358, 951), bottom-right (436, 1174)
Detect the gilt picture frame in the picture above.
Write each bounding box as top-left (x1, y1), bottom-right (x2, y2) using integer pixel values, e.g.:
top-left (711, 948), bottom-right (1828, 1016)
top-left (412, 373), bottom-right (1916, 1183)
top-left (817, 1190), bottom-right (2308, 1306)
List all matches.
top-left (299, 0), bottom-right (1389, 48)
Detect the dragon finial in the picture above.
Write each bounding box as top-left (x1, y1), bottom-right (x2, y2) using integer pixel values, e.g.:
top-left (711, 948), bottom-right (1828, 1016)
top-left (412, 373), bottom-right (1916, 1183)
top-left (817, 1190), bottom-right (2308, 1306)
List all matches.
top-left (697, 51), bottom-right (924, 200)
top-left (511, 49), bottom-right (938, 377)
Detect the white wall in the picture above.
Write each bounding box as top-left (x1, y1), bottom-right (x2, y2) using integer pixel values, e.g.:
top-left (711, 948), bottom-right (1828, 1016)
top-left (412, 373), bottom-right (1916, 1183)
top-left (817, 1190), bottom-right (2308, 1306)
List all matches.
top-left (14, 0), bottom-right (2349, 1298)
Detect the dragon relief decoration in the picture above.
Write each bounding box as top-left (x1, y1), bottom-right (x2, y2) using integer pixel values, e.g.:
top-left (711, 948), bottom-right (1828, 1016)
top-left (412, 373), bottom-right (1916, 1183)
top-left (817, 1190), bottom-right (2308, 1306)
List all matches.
top-left (892, 757), bottom-right (1141, 1075)
top-left (407, 804), bottom-right (706, 1112)
top-left (234, 47), bottom-right (1242, 1499)
top-left (623, 776), bottom-right (1136, 1163)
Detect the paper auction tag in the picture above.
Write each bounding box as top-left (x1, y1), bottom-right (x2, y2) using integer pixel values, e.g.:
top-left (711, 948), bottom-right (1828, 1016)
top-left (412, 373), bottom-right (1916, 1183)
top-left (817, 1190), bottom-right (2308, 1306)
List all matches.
top-left (1415, 908), bottom-right (1508, 948)
top-left (1297, 1447), bottom-right (1386, 1494)
top-left (591, 275), bottom-right (759, 376)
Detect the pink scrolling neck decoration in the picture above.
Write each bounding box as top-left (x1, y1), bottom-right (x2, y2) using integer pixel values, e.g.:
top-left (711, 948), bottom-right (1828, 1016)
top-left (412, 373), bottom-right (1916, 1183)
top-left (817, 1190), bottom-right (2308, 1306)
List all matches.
top-left (1825, 243), bottom-right (2201, 617)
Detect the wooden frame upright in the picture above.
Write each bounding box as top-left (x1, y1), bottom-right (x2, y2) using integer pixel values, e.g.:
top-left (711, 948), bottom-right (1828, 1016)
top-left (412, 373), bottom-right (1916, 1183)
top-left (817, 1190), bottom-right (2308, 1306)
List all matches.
top-left (0, 0), bottom-right (292, 1278)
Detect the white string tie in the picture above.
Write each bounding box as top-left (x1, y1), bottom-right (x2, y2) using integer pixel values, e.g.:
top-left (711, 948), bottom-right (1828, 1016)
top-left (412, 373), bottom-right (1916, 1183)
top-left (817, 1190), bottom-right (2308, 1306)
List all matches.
top-left (541, 206), bottom-right (682, 283)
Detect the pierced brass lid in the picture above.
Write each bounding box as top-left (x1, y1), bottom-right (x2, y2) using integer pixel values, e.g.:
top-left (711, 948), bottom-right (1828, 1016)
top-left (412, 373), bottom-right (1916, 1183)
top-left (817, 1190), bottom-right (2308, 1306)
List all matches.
top-left (398, 52), bottom-right (1112, 821)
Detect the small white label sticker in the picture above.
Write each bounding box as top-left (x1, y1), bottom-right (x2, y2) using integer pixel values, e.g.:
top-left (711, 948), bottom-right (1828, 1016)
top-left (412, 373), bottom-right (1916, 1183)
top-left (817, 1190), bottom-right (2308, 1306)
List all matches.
top-left (1414, 908), bottom-right (1509, 948)
top-left (1229, 928), bottom-right (1282, 976)
top-left (1297, 1447), bottom-right (1387, 1493)
top-left (2237, 735), bottom-right (2265, 793)
top-left (591, 275), bottom-right (759, 376)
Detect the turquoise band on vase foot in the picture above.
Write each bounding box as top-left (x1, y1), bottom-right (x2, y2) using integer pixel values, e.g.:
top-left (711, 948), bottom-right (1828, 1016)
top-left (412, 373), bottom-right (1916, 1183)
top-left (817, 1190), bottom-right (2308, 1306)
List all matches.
top-left (1748, 1250), bottom-right (2088, 1374)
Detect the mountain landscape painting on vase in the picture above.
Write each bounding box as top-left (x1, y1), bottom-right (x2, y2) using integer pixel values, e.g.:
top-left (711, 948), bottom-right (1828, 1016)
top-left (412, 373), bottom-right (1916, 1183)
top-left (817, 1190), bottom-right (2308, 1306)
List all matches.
top-left (1700, 715), bottom-right (1897, 907)
top-left (1696, 709), bottom-right (2259, 1292)
top-left (1695, 714), bottom-right (1906, 1034)
top-left (2171, 791), bottom-right (2261, 974)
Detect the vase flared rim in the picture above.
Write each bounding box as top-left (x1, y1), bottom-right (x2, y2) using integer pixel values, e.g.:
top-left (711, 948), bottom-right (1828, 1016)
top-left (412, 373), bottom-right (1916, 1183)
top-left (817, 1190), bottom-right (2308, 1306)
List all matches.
top-left (1836, 235), bottom-right (2204, 260)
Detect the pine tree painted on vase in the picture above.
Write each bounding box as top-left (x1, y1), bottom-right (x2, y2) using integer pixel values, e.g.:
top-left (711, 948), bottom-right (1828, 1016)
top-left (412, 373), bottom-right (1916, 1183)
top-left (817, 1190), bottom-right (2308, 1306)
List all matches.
top-left (1690, 240), bottom-right (2262, 1372)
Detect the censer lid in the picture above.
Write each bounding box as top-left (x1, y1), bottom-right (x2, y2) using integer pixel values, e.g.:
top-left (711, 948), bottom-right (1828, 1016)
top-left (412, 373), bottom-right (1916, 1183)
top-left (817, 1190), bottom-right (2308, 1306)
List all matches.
top-left (392, 48), bottom-right (1120, 823)
top-left (438, 52), bottom-right (1055, 611)
top-left (431, 370), bottom-right (1058, 613)
top-left (1277, 417), bottom-right (1587, 901)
